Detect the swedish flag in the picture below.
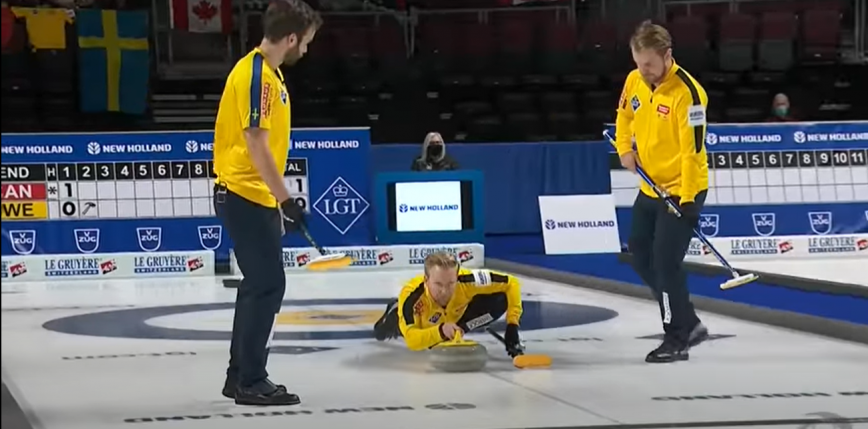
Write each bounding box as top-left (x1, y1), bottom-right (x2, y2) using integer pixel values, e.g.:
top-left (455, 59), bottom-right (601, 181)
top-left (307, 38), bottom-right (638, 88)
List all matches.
top-left (77, 9), bottom-right (149, 114)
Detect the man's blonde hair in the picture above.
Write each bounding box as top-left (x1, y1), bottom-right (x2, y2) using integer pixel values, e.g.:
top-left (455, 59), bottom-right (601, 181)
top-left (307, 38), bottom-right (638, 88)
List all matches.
top-left (630, 20), bottom-right (672, 55)
top-left (424, 251), bottom-right (459, 275)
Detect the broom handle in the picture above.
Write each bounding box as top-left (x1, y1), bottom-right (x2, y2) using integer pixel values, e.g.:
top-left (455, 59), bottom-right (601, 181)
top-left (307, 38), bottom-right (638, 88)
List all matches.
top-left (299, 223), bottom-right (328, 256)
top-left (487, 328), bottom-right (524, 356)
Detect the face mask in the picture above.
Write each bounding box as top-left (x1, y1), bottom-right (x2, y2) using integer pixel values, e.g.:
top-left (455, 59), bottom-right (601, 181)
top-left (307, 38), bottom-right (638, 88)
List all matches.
top-left (427, 145), bottom-right (443, 158)
top-left (774, 106), bottom-right (789, 117)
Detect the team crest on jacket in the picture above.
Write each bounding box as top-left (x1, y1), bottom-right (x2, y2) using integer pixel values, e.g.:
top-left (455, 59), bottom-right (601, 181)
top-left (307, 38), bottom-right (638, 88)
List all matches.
top-left (630, 95), bottom-right (641, 112)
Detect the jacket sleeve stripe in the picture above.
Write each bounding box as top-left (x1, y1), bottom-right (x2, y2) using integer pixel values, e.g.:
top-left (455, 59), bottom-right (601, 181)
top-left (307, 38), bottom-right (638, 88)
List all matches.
top-left (402, 283), bottom-right (426, 326)
top-left (675, 68), bottom-right (704, 154)
top-left (249, 53), bottom-right (263, 128)
top-left (491, 273), bottom-right (509, 283)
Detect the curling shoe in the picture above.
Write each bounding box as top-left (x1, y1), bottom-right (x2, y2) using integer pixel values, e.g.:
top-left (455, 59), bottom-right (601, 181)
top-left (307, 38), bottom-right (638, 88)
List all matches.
top-left (234, 379), bottom-right (300, 406)
top-left (222, 374), bottom-right (237, 399)
top-left (687, 322), bottom-right (709, 348)
top-left (645, 337), bottom-right (689, 363)
top-left (374, 298), bottom-right (400, 341)
top-left (223, 374), bottom-right (290, 401)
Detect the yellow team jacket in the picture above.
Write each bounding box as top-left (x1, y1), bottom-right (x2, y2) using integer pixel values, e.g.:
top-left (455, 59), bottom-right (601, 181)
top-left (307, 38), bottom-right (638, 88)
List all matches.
top-left (614, 62), bottom-right (709, 203)
top-left (213, 47), bottom-right (291, 208)
top-left (396, 268), bottom-right (522, 351)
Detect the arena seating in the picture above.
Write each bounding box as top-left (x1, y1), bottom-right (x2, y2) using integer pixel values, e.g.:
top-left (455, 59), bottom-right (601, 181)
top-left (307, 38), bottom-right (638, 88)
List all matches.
top-left (0, 0), bottom-right (864, 139)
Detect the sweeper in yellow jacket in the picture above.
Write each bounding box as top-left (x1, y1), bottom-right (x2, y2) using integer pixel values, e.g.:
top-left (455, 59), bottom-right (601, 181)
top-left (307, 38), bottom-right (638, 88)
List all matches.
top-left (373, 251), bottom-right (524, 356)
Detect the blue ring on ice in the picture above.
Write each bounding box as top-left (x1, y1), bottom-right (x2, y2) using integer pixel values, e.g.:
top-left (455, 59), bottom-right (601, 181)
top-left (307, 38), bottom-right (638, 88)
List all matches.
top-left (42, 298), bottom-right (618, 341)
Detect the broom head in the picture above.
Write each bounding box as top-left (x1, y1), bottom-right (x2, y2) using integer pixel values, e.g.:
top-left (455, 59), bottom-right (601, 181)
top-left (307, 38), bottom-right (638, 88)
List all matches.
top-left (307, 253), bottom-right (353, 271)
top-left (512, 353), bottom-right (552, 369)
top-left (720, 273), bottom-right (759, 290)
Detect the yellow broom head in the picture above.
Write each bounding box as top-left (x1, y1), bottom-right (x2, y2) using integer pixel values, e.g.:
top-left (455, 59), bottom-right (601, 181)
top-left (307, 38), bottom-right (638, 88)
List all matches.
top-left (512, 353), bottom-right (552, 369)
top-left (306, 253), bottom-right (353, 271)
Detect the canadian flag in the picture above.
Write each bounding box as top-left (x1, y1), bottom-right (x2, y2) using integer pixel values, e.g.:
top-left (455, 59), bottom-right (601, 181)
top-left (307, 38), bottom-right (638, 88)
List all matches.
top-left (171, 0), bottom-right (233, 34)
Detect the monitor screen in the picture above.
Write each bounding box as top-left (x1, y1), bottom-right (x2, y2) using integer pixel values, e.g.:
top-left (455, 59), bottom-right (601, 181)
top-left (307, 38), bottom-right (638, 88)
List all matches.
top-left (386, 180), bottom-right (475, 233)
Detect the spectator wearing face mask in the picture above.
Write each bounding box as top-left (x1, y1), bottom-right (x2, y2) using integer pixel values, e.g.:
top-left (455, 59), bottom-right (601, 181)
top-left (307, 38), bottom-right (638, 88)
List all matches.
top-left (411, 132), bottom-right (459, 171)
top-left (767, 93), bottom-right (795, 122)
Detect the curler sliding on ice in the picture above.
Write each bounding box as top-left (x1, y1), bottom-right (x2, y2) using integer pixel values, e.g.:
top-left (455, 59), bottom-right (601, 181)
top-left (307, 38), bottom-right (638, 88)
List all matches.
top-left (373, 251), bottom-right (551, 370)
top-left (603, 130), bottom-right (758, 290)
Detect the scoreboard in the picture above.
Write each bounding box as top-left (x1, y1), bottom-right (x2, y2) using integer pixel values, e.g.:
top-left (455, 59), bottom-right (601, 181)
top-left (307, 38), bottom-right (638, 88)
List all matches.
top-left (608, 121), bottom-right (868, 237)
top-left (0, 157), bottom-right (308, 220)
top-left (0, 127), bottom-right (371, 260)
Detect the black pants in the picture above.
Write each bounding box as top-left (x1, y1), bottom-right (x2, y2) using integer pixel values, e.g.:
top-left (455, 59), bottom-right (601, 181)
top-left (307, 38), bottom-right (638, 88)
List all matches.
top-left (214, 185), bottom-right (286, 387)
top-left (456, 292), bottom-right (507, 332)
top-left (629, 190), bottom-right (706, 343)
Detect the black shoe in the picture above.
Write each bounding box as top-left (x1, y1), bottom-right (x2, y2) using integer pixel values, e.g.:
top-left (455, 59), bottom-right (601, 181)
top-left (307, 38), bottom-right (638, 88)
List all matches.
top-left (222, 374), bottom-right (237, 399)
top-left (374, 299), bottom-right (400, 341)
top-left (235, 379), bottom-right (300, 406)
top-left (687, 322), bottom-right (709, 348)
top-left (223, 374), bottom-right (289, 400)
top-left (645, 338), bottom-right (689, 363)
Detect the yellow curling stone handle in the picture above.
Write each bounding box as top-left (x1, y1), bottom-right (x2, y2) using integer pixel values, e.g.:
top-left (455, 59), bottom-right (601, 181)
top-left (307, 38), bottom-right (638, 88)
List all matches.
top-left (438, 330), bottom-right (477, 347)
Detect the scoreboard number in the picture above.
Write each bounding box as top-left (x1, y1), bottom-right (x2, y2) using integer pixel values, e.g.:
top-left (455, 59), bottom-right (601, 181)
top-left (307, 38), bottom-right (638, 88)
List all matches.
top-left (749, 153), bottom-right (763, 168)
top-left (62, 200), bottom-right (78, 217)
top-left (283, 158), bottom-right (310, 213)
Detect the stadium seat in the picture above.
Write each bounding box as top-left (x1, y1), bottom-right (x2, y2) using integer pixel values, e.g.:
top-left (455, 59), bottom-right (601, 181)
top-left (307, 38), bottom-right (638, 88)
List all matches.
top-left (497, 18), bottom-right (534, 75)
top-left (466, 114), bottom-right (503, 142)
top-left (758, 12), bottom-right (796, 71)
top-left (334, 95), bottom-right (370, 126)
top-left (333, 27), bottom-right (372, 79)
top-left (505, 112), bottom-right (544, 141)
top-left (540, 92), bottom-right (576, 114)
top-left (497, 92), bottom-right (535, 115)
top-left (577, 19), bottom-right (616, 75)
top-left (541, 21), bottom-right (578, 75)
top-left (460, 22), bottom-right (495, 74)
top-left (547, 111), bottom-right (579, 140)
top-left (669, 15), bottom-right (710, 73)
top-left (802, 9), bottom-right (840, 62)
top-left (718, 13), bottom-right (757, 72)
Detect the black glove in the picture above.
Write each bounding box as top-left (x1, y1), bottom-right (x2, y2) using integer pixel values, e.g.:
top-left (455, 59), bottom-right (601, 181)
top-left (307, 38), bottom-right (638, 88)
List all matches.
top-left (665, 196), bottom-right (701, 227)
top-left (504, 324), bottom-right (523, 357)
top-left (677, 201), bottom-right (701, 227)
top-left (279, 198), bottom-right (306, 233)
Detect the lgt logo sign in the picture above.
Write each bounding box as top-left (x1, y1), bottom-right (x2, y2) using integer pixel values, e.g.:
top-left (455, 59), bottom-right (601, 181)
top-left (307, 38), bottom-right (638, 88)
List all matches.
top-left (313, 177), bottom-right (369, 235)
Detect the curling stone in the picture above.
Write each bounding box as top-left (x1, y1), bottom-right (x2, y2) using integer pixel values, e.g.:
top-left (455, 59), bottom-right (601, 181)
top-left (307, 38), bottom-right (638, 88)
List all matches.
top-left (429, 332), bottom-right (488, 373)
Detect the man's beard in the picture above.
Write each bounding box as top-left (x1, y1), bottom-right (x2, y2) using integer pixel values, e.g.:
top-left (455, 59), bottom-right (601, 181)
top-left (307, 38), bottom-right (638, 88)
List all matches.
top-left (282, 45), bottom-right (303, 66)
top-left (641, 71), bottom-right (662, 85)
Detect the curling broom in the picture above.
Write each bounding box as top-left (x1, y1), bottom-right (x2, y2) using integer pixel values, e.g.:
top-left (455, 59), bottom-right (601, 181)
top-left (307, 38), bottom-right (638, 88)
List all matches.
top-left (222, 223), bottom-right (353, 287)
top-left (297, 223), bottom-right (353, 271)
top-left (486, 328), bottom-right (552, 369)
top-left (603, 130), bottom-right (759, 290)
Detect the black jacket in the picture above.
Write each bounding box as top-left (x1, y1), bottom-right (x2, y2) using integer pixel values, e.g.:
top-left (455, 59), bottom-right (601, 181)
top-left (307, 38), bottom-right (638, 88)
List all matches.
top-left (411, 154), bottom-right (459, 171)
